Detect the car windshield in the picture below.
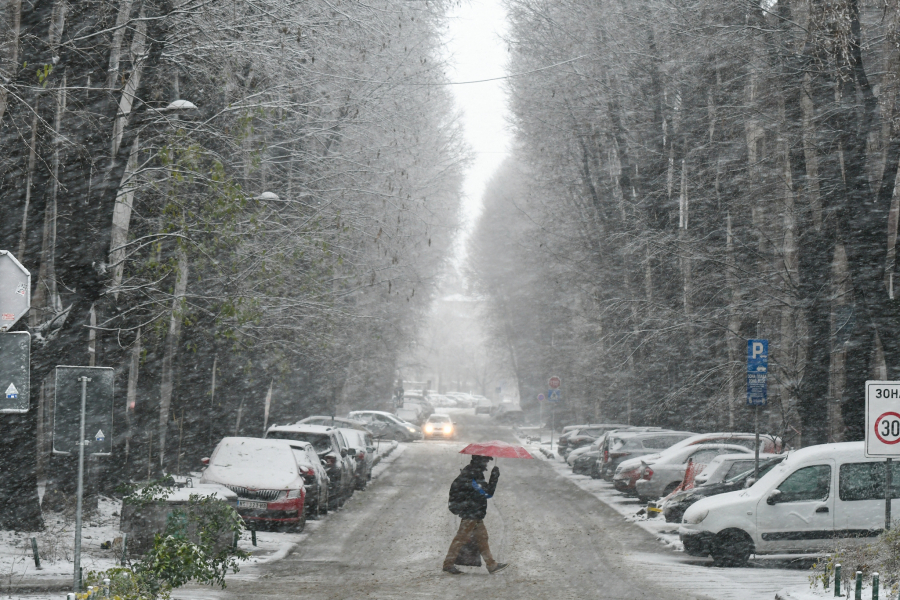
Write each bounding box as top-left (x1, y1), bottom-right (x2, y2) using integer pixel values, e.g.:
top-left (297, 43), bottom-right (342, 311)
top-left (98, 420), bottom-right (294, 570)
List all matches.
top-left (267, 431), bottom-right (334, 454)
top-left (429, 415), bottom-right (450, 423)
top-left (724, 458), bottom-right (783, 483)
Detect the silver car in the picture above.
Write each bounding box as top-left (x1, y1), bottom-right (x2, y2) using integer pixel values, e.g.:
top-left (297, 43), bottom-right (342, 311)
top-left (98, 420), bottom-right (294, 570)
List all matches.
top-left (634, 443), bottom-right (753, 502)
top-left (692, 452), bottom-right (778, 487)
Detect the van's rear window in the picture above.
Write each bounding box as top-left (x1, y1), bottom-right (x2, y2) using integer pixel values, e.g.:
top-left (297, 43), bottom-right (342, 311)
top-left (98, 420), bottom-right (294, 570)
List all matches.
top-left (839, 462), bottom-right (900, 501)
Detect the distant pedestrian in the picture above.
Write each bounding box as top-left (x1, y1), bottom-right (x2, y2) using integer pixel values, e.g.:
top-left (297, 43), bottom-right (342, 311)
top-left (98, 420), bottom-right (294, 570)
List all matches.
top-left (443, 454), bottom-right (509, 575)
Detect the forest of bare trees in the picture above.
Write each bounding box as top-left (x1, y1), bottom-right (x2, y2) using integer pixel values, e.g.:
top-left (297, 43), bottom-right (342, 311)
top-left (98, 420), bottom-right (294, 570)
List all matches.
top-left (0, 0), bottom-right (465, 527)
top-left (469, 0), bottom-right (900, 449)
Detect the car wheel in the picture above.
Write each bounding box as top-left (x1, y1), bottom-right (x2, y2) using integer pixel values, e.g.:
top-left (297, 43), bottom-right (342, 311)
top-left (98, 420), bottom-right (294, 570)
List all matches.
top-left (288, 508), bottom-right (306, 533)
top-left (710, 529), bottom-right (753, 567)
top-left (319, 488), bottom-right (329, 515)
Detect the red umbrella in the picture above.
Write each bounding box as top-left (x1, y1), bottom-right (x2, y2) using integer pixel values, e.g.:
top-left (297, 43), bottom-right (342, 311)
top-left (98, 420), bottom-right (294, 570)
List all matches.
top-left (459, 440), bottom-right (534, 459)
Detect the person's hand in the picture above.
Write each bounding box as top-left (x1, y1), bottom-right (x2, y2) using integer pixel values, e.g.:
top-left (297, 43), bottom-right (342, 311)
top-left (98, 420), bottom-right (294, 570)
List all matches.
top-left (490, 466), bottom-right (500, 480)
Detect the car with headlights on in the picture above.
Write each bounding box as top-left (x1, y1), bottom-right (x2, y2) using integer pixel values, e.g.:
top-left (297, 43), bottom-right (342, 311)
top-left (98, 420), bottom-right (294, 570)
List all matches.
top-left (423, 413), bottom-right (456, 439)
top-left (662, 454), bottom-right (784, 523)
top-left (200, 437), bottom-right (307, 531)
top-left (633, 443), bottom-right (754, 502)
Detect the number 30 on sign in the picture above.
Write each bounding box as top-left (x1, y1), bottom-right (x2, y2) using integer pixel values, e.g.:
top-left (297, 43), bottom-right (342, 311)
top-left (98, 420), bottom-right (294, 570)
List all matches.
top-left (865, 381), bottom-right (900, 457)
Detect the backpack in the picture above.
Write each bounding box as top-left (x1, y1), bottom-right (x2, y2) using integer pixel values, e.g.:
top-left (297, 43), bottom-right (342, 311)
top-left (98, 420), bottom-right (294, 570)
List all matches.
top-left (448, 472), bottom-right (468, 516)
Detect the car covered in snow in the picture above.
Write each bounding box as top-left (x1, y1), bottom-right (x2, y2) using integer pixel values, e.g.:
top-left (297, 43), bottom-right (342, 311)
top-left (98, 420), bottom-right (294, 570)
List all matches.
top-left (265, 423), bottom-right (355, 509)
top-left (614, 432), bottom-right (782, 495)
top-left (602, 430), bottom-right (693, 482)
top-left (200, 437), bottom-right (307, 531)
top-left (679, 442), bottom-right (898, 566)
top-left (633, 443), bottom-right (754, 502)
top-left (662, 454), bottom-right (785, 523)
top-left (285, 440), bottom-right (330, 517)
top-left (338, 427), bottom-right (377, 489)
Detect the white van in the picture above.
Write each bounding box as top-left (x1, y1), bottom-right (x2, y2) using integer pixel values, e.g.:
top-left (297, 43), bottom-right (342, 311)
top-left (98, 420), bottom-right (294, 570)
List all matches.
top-left (679, 442), bottom-right (898, 566)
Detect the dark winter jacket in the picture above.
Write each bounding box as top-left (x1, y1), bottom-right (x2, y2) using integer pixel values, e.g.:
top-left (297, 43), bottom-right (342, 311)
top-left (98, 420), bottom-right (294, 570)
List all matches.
top-left (448, 464), bottom-right (499, 520)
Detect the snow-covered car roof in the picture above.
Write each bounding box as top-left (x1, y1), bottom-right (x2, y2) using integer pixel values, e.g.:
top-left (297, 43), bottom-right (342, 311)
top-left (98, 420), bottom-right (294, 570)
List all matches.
top-left (268, 423), bottom-right (334, 433)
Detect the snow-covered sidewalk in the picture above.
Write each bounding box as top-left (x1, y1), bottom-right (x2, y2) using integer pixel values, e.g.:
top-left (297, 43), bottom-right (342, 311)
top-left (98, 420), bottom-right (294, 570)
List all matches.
top-left (3, 441), bottom-right (407, 599)
top-left (516, 431), bottom-right (822, 600)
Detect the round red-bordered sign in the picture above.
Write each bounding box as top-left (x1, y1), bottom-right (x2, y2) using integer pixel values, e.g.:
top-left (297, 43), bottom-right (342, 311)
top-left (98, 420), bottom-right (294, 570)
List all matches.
top-left (874, 411), bottom-right (900, 445)
top-left (549, 376), bottom-right (561, 389)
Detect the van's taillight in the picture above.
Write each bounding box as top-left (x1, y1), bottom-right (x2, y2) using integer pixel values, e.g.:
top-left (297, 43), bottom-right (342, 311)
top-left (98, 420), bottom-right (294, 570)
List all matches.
top-left (357, 451), bottom-right (365, 461)
top-left (300, 466), bottom-right (315, 476)
top-left (603, 450), bottom-right (609, 463)
top-left (641, 467), bottom-right (653, 480)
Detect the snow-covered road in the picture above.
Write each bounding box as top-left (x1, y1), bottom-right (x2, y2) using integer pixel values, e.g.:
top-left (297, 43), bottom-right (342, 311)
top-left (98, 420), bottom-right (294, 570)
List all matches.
top-left (173, 415), bottom-right (722, 600)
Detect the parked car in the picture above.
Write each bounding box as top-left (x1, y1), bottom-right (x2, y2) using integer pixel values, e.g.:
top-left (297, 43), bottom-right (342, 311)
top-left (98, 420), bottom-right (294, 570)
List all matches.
top-left (200, 437), bottom-right (306, 532)
top-left (265, 424), bottom-right (354, 509)
top-left (614, 432), bottom-right (782, 495)
top-left (396, 406), bottom-right (421, 424)
top-left (560, 424), bottom-right (630, 458)
top-left (286, 441), bottom-right (330, 517)
top-left (296, 416), bottom-right (370, 431)
top-left (601, 430), bottom-right (693, 481)
top-left (475, 398), bottom-right (493, 414)
top-left (571, 445), bottom-right (601, 475)
top-left (679, 442), bottom-right (895, 567)
top-left (633, 444), bottom-right (754, 502)
top-left (423, 413), bottom-right (456, 439)
top-left (402, 396), bottom-right (434, 420)
top-left (338, 428), bottom-right (376, 490)
top-left (347, 410), bottom-right (423, 442)
top-left (662, 455), bottom-right (785, 523)
top-left (444, 393), bottom-right (475, 408)
top-left (693, 453), bottom-right (777, 487)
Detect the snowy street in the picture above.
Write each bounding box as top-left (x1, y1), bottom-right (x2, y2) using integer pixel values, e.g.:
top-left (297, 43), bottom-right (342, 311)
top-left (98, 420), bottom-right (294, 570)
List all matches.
top-left (172, 414), bottom-right (818, 600)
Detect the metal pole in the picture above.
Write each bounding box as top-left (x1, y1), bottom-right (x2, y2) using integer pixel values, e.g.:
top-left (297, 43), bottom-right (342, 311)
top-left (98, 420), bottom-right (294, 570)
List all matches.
top-left (887, 458), bottom-right (893, 531)
top-left (755, 407), bottom-right (760, 481)
top-left (550, 406), bottom-right (555, 454)
top-left (73, 376), bottom-right (90, 593)
top-left (754, 320), bottom-right (761, 481)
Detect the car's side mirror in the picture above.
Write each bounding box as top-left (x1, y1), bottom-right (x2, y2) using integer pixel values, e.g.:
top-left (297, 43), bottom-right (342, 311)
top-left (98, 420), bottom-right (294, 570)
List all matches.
top-left (766, 489), bottom-right (782, 505)
top-left (368, 446), bottom-right (376, 453)
top-left (201, 457), bottom-right (210, 465)
top-left (340, 449), bottom-right (348, 458)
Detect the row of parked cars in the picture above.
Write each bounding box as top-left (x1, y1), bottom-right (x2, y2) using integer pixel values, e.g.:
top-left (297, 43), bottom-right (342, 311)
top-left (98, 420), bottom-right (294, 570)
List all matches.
top-left (198, 415), bottom-right (389, 532)
top-left (558, 424), bottom-right (900, 567)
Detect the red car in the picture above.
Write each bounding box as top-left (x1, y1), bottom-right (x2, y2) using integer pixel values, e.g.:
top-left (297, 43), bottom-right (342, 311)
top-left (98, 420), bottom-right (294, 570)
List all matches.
top-left (201, 437), bottom-right (307, 532)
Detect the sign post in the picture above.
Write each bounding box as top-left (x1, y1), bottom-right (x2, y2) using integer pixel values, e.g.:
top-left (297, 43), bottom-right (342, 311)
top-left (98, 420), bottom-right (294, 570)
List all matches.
top-left (747, 339), bottom-right (768, 480)
top-left (548, 377), bottom-right (561, 453)
top-left (54, 366), bottom-right (114, 593)
top-left (537, 393), bottom-right (545, 442)
top-left (864, 380), bottom-right (900, 531)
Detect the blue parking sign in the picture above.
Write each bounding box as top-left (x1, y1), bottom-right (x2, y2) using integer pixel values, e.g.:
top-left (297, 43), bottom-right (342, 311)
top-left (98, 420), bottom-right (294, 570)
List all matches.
top-left (747, 339), bottom-right (768, 406)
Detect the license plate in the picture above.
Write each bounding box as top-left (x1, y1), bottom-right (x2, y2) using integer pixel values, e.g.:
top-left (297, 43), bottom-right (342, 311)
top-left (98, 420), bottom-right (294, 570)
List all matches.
top-left (238, 500), bottom-right (267, 510)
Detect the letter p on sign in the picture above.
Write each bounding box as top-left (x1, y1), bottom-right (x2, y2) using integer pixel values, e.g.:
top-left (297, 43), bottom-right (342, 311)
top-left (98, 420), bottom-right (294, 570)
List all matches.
top-left (752, 342), bottom-right (765, 359)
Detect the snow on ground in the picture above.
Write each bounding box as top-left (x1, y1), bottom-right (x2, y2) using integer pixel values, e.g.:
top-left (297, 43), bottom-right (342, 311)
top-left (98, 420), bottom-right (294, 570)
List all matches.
top-left (3, 442), bottom-right (407, 599)
top-left (0, 495), bottom-right (122, 584)
top-left (515, 429), bottom-right (822, 600)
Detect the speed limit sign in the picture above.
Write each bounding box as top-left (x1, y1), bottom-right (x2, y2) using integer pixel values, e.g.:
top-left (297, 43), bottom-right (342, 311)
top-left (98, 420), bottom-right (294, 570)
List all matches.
top-left (865, 381), bottom-right (900, 456)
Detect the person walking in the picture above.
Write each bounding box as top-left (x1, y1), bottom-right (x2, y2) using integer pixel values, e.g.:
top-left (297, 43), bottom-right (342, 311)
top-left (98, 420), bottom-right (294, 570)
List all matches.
top-left (443, 454), bottom-right (509, 575)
